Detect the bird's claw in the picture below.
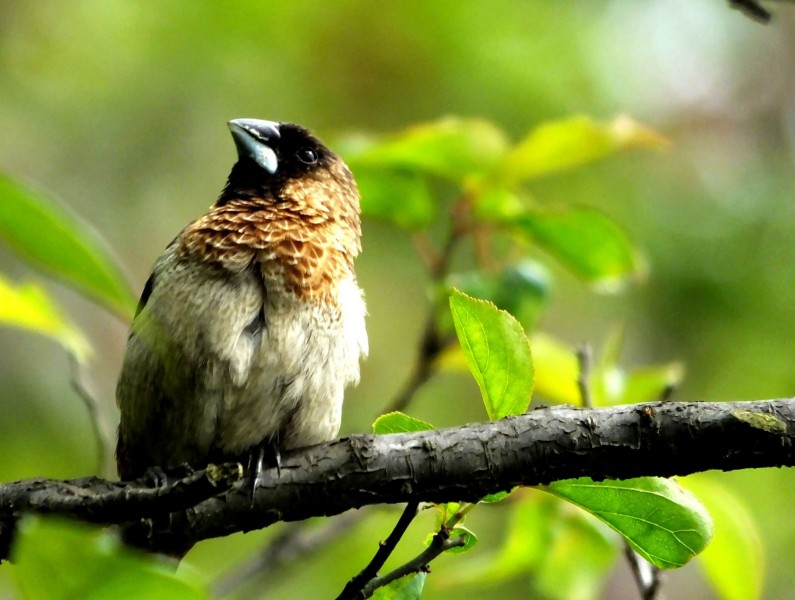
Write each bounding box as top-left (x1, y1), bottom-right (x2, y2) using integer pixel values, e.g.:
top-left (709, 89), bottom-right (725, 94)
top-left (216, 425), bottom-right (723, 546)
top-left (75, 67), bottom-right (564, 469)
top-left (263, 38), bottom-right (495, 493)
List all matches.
top-left (248, 441), bottom-right (281, 505)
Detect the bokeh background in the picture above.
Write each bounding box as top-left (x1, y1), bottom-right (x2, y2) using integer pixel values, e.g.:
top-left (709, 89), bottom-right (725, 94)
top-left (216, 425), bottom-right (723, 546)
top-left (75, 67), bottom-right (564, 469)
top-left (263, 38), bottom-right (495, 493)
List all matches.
top-left (1, 1), bottom-right (794, 598)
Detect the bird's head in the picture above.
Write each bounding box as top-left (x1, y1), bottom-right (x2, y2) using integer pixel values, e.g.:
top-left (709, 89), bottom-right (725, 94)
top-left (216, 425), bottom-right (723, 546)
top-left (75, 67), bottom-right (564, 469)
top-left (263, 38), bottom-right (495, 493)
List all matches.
top-left (218, 119), bottom-right (359, 217)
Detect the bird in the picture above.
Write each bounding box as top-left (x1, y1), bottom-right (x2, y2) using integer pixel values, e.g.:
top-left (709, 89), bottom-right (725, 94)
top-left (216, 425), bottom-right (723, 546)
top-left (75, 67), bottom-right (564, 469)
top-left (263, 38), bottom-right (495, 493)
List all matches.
top-left (115, 118), bottom-right (368, 495)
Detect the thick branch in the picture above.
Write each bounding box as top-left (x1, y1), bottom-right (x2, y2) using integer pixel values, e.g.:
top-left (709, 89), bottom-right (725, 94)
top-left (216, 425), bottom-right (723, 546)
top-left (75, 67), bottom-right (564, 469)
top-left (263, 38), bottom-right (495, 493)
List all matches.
top-left (1, 399), bottom-right (794, 558)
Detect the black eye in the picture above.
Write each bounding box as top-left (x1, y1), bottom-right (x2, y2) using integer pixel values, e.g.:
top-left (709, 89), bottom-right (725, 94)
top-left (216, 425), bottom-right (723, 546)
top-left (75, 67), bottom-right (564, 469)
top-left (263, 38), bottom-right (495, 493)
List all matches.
top-left (297, 147), bottom-right (318, 164)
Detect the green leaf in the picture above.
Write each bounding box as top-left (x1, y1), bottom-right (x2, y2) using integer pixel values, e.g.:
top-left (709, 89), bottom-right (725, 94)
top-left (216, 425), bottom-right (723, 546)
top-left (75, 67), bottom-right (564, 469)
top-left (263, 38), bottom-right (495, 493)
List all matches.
top-left (507, 205), bottom-right (644, 291)
top-left (449, 290), bottom-right (534, 420)
top-left (471, 185), bottom-right (524, 221)
top-left (546, 477), bottom-right (714, 569)
top-left (447, 525), bottom-right (478, 554)
top-left (479, 489), bottom-right (513, 504)
top-left (682, 476), bottom-right (764, 600)
top-left (347, 117), bottom-right (510, 183)
top-left (503, 115), bottom-right (668, 182)
top-left (356, 168), bottom-right (435, 230)
top-left (590, 325), bottom-right (684, 407)
top-left (529, 332), bottom-right (581, 405)
top-left (438, 491), bottom-right (615, 596)
top-left (11, 516), bottom-right (206, 600)
top-left (373, 412), bottom-right (435, 435)
top-left (0, 275), bottom-right (91, 362)
top-left (533, 504), bottom-right (616, 600)
top-left (439, 494), bottom-right (549, 586)
top-left (372, 572), bottom-right (426, 600)
top-left (0, 175), bottom-right (136, 319)
top-left (605, 363), bottom-right (684, 406)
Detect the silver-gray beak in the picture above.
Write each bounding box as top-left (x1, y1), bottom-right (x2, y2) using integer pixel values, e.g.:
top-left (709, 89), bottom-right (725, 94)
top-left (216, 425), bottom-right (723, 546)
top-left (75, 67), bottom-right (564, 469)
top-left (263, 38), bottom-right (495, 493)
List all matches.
top-left (228, 118), bottom-right (281, 174)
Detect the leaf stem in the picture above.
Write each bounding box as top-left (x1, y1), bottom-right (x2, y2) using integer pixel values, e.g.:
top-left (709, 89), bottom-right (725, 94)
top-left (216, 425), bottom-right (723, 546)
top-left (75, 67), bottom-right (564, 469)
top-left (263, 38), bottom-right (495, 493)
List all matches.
top-left (361, 527), bottom-right (467, 598)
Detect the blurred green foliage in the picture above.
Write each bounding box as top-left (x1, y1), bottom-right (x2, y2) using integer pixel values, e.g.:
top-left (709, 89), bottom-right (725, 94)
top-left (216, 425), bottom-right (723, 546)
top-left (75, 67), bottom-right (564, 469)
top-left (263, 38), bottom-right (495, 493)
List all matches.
top-left (1, 1), bottom-right (794, 599)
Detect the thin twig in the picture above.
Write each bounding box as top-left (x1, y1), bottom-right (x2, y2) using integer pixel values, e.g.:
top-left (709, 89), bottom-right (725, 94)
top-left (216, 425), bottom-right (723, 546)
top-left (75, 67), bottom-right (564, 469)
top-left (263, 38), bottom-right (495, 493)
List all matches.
top-left (729, 0), bottom-right (772, 21)
top-left (361, 528), bottom-right (466, 598)
top-left (624, 545), bottom-right (662, 600)
top-left (336, 501), bottom-right (420, 600)
top-left (68, 354), bottom-right (108, 476)
top-left (575, 345), bottom-right (593, 409)
top-left (575, 343), bottom-right (662, 600)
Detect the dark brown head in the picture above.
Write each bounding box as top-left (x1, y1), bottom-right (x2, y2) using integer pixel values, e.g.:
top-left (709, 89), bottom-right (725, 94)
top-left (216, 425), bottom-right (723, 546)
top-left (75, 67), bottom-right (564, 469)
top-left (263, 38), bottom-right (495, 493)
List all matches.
top-left (219, 119), bottom-right (359, 216)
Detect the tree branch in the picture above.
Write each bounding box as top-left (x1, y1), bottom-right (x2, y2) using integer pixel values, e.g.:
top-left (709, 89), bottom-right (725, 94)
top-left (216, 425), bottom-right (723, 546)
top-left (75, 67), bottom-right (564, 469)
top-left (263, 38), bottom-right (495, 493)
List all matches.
top-left (1, 398), bottom-right (793, 560)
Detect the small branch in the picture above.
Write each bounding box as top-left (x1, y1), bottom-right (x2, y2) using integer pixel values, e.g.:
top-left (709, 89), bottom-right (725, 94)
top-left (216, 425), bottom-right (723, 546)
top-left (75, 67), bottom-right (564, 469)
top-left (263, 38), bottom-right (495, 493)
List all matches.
top-left (729, 0), bottom-right (772, 21)
top-left (575, 344), bottom-right (593, 409)
top-left (575, 343), bottom-right (663, 600)
top-left (336, 502), bottom-right (420, 600)
top-left (361, 528), bottom-right (467, 598)
top-left (69, 354), bottom-right (107, 476)
top-left (624, 545), bottom-right (662, 600)
top-left (0, 463), bottom-right (243, 560)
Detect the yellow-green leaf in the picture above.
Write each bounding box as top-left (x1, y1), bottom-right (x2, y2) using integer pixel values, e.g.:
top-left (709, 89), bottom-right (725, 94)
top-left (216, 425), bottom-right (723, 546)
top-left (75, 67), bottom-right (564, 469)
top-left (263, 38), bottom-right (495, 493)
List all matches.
top-left (347, 117), bottom-right (510, 183)
top-left (372, 573), bottom-right (426, 600)
top-left (529, 332), bottom-right (580, 405)
top-left (373, 412), bottom-right (435, 435)
top-left (503, 115), bottom-right (668, 182)
top-left (12, 516), bottom-right (206, 600)
top-left (449, 290), bottom-right (534, 420)
top-left (356, 168), bottom-right (436, 230)
top-left (683, 476), bottom-right (764, 600)
top-left (0, 275), bottom-right (91, 362)
top-left (508, 205), bottom-right (644, 291)
top-left (0, 175), bottom-right (136, 319)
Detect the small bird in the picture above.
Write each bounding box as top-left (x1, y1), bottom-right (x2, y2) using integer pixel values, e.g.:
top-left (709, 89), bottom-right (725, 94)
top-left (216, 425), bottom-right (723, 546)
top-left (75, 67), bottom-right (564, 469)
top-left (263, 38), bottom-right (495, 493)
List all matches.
top-left (115, 119), bottom-right (368, 492)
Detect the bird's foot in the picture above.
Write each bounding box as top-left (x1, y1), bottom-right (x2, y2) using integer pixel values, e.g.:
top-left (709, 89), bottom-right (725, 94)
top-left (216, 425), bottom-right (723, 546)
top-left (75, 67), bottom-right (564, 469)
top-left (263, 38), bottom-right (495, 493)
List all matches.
top-left (142, 464), bottom-right (194, 488)
top-left (247, 441), bottom-right (281, 504)
top-left (143, 466), bottom-right (170, 488)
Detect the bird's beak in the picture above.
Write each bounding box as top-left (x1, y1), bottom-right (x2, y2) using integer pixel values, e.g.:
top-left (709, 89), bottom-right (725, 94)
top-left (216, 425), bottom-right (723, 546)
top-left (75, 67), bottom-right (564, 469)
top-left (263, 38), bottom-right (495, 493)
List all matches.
top-left (228, 119), bottom-right (281, 174)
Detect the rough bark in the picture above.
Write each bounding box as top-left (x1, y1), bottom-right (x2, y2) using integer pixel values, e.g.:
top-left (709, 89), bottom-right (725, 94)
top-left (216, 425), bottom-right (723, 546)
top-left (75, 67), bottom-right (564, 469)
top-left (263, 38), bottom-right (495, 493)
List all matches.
top-left (1, 399), bottom-right (793, 559)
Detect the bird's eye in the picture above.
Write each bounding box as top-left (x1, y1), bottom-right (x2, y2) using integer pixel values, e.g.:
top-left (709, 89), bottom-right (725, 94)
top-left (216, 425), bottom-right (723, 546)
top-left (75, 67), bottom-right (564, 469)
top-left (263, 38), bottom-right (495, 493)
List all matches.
top-left (297, 148), bottom-right (318, 165)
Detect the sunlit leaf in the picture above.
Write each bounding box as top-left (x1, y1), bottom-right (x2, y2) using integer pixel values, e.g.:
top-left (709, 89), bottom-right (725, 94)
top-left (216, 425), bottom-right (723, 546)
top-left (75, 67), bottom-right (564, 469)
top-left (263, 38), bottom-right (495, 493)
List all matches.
top-left (682, 476), bottom-right (764, 600)
top-left (356, 169), bottom-right (435, 230)
top-left (471, 185), bottom-right (524, 221)
top-left (347, 117), bottom-right (510, 183)
top-left (449, 290), bottom-right (534, 420)
top-left (590, 325), bottom-right (684, 406)
top-left (610, 363), bottom-right (684, 406)
top-left (503, 115), bottom-right (669, 182)
top-left (12, 516), bottom-right (206, 600)
top-left (447, 525), bottom-right (478, 554)
top-left (529, 332), bottom-right (580, 405)
top-left (373, 412), bottom-right (435, 435)
top-left (507, 205), bottom-right (644, 291)
top-left (0, 175), bottom-right (136, 319)
top-left (479, 489), bottom-right (514, 503)
top-left (372, 572), bottom-right (426, 600)
top-left (438, 494), bottom-right (549, 586)
top-left (546, 477), bottom-right (713, 569)
top-left (0, 275), bottom-right (91, 362)
top-left (533, 504), bottom-right (616, 600)
top-left (437, 491), bottom-right (615, 597)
